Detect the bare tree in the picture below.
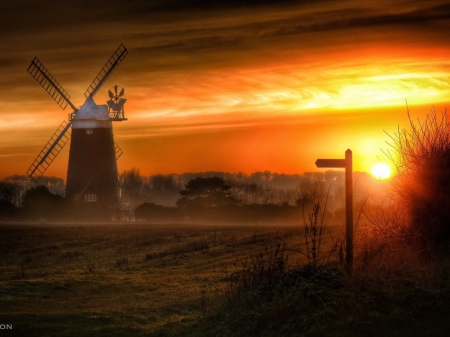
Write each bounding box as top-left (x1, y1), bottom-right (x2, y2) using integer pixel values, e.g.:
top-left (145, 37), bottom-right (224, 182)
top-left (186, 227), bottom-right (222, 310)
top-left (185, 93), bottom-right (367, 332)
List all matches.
top-left (295, 172), bottom-right (326, 207)
top-left (119, 167), bottom-right (144, 206)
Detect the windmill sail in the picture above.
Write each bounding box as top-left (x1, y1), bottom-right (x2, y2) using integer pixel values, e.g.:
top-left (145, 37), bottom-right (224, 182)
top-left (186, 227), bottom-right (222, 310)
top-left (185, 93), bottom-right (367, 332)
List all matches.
top-left (114, 142), bottom-right (123, 160)
top-left (84, 44), bottom-right (128, 98)
top-left (26, 121), bottom-right (72, 182)
top-left (27, 58), bottom-right (78, 112)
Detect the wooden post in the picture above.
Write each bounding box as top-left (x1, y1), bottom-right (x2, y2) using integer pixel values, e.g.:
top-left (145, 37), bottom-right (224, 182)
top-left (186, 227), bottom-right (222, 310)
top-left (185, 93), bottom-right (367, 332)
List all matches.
top-left (345, 149), bottom-right (353, 277)
top-left (315, 149), bottom-right (353, 277)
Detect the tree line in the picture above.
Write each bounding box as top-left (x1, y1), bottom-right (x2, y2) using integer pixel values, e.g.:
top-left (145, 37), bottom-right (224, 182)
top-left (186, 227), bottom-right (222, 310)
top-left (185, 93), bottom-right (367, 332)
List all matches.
top-left (119, 168), bottom-right (352, 207)
top-left (0, 176), bottom-right (65, 220)
top-left (0, 169), bottom-right (383, 222)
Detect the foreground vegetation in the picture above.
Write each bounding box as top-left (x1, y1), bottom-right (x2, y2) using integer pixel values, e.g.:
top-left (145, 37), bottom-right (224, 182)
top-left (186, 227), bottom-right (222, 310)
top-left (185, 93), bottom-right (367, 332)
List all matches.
top-left (386, 108), bottom-right (450, 250)
top-left (2, 107), bottom-right (450, 336)
top-left (1, 221), bottom-right (450, 336)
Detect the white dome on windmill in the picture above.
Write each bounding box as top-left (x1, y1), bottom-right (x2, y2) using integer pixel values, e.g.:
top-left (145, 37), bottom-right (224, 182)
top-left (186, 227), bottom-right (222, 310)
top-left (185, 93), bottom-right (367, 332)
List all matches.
top-left (74, 96), bottom-right (110, 120)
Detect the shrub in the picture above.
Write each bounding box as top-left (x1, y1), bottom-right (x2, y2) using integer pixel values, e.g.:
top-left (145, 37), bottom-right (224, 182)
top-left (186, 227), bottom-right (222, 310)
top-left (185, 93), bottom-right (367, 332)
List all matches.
top-left (385, 108), bottom-right (450, 251)
top-left (134, 202), bottom-right (182, 222)
top-left (21, 185), bottom-right (65, 220)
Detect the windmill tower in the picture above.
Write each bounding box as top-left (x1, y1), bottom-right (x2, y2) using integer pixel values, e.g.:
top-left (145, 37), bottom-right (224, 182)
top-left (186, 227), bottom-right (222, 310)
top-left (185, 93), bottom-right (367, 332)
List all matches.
top-left (26, 44), bottom-right (128, 215)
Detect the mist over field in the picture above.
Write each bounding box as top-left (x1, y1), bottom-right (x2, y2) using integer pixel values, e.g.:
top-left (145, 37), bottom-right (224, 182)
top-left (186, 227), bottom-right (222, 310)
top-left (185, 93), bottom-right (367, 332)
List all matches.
top-left (0, 169), bottom-right (388, 224)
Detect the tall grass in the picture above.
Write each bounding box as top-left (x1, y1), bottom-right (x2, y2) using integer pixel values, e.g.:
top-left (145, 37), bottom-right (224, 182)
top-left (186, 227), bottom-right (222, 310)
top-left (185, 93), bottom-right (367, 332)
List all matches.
top-left (303, 203), bottom-right (325, 265)
top-left (224, 199), bottom-right (343, 310)
top-left (384, 107), bottom-right (450, 252)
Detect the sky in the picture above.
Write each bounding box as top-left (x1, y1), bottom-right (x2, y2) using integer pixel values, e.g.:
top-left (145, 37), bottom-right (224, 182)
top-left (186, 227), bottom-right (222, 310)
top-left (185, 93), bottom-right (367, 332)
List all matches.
top-left (1, 0), bottom-right (450, 180)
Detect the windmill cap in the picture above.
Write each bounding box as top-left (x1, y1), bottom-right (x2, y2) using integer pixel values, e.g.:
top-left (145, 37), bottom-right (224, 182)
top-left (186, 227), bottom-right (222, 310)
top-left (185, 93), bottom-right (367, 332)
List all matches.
top-left (73, 96), bottom-right (110, 121)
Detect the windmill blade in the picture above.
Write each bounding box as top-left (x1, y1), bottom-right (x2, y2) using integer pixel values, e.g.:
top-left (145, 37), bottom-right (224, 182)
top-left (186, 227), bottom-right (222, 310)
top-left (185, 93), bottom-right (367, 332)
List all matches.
top-left (84, 44), bottom-right (128, 99)
top-left (114, 142), bottom-right (123, 160)
top-left (26, 121), bottom-right (72, 183)
top-left (119, 87), bottom-right (125, 97)
top-left (27, 58), bottom-right (78, 112)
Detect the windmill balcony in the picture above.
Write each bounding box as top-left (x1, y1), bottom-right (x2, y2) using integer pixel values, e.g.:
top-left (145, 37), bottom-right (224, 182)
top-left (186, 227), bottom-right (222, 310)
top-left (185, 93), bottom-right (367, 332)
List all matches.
top-left (68, 110), bottom-right (127, 122)
top-left (109, 109), bottom-right (127, 121)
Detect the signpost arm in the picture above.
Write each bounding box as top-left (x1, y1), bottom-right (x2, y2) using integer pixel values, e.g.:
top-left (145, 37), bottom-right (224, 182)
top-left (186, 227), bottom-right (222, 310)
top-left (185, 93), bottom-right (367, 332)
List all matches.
top-left (345, 149), bottom-right (353, 277)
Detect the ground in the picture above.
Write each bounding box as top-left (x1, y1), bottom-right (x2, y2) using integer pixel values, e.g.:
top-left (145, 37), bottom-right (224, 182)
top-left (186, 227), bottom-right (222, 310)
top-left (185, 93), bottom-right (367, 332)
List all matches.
top-left (0, 222), bottom-right (312, 336)
top-left (1, 222), bottom-right (449, 337)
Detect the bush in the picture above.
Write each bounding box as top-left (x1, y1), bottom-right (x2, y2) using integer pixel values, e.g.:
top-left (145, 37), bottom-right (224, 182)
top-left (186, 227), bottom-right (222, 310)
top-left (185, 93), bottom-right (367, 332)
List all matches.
top-left (134, 202), bottom-right (182, 222)
top-left (386, 108), bottom-right (450, 251)
top-left (0, 199), bottom-right (16, 218)
top-left (21, 185), bottom-right (65, 220)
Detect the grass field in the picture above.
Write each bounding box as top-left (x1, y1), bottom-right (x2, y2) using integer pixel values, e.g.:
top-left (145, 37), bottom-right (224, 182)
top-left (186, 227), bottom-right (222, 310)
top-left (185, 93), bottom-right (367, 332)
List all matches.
top-left (0, 222), bottom-right (332, 336)
top-left (1, 221), bottom-right (450, 337)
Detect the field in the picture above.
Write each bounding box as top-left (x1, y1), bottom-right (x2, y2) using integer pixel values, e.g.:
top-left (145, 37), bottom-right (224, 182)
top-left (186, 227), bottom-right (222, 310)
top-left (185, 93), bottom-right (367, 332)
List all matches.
top-left (1, 221), bottom-right (450, 337)
top-left (0, 222), bottom-right (330, 336)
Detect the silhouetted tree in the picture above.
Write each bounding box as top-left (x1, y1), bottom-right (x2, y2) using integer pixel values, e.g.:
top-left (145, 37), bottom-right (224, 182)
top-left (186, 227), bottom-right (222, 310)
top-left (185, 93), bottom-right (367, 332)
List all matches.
top-left (150, 174), bottom-right (178, 191)
top-left (0, 181), bottom-right (23, 207)
top-left (324, 170), bottom-right (344, 183)
top-left (176, 177), bottom-right (238, 209)
top-left (146, 174), bottom-right (183, 206)
top-left (250, 170), bottom-right (273, 184)
top-left (134, 202), bottom-right (182, 222)
top-left (295, 172), bottom-right (326, 207)
top-left (119, 167), bottom-right (144, 204)
top-left (231, 182), bottom-right (278, 204)
top-left (0, 199), bottom-right (16, 219)
top-left (38, 176), bottom-right (65, 196)
top-left (1, 175), bottom-right (65, 202)
top-left (22, 185), bottom-right (64, 220)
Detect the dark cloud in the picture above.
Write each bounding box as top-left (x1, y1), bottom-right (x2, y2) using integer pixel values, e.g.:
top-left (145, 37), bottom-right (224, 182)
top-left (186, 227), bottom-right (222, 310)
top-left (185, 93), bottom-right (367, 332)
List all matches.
top-left (147, 0), bottom-right (317, 12)
top-left (2, 1), bottom-right (449, 59)
top-left (0, 0), bottom-right (299, 34)
top-left (2, 0), bottom-right (450, 110)
top-left (3, 0), bottom-right (446, 39)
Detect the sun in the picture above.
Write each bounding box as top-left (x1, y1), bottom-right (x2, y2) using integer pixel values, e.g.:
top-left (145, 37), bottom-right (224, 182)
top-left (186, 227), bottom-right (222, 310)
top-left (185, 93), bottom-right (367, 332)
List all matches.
top-left (371, 163), bottom-right (391, 180)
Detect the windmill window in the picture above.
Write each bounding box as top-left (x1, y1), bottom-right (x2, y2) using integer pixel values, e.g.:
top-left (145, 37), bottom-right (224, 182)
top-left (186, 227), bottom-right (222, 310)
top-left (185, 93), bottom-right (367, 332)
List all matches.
top-left (85, 194), bottom-right (97, 202)
top-left (86, 128), bottom-right (93, 134)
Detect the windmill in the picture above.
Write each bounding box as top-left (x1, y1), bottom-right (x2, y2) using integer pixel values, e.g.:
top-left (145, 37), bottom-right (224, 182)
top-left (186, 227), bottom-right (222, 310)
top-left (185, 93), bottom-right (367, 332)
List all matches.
top-left (26, 44), bottom-right (128, 212)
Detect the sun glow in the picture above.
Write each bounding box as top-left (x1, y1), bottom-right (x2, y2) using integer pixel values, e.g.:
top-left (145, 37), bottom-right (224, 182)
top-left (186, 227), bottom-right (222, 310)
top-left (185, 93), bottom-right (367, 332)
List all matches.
top-left (371, 163), bottom-right (391, 180)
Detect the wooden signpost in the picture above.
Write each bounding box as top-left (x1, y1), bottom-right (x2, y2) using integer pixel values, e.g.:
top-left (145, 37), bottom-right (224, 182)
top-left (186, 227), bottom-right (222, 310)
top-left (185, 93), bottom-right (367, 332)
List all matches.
top-left (316, 149), bottom-right (353, 277)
